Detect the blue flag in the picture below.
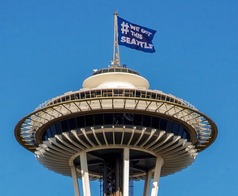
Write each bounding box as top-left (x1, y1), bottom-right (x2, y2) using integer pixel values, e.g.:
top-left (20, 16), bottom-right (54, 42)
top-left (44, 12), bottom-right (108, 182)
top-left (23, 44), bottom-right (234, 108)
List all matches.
top-left (117, 16), bottom-right (156, 53)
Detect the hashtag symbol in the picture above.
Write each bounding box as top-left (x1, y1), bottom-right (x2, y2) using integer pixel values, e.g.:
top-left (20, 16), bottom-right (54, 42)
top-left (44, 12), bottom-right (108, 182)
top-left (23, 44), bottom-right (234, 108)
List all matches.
top-left (121, 22), bottom-right (129, 35)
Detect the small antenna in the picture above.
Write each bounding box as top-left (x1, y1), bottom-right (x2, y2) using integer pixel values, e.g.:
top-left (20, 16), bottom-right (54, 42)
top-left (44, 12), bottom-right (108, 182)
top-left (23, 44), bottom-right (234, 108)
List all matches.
top-left (112, 11), bottom-right (120, 67)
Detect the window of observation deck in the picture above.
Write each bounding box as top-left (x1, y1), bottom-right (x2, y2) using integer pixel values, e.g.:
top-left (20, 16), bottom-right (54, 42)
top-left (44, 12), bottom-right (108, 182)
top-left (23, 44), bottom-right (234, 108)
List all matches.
top-left (92, 67), bottom-right (140, 76)
top-left (45, 89), bottom-right (186, 108)
top-left (42, 113), bottom-right (190, 141)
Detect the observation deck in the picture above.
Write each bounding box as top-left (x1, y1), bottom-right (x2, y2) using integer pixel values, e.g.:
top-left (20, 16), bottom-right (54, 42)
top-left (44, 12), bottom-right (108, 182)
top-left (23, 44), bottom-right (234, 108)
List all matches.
top-left (14, 66), bottom-right (218, 195)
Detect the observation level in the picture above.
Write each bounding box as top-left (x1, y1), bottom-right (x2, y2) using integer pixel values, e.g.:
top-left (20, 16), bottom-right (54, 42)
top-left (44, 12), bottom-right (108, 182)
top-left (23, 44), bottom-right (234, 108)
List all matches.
top-left (15, 65), bottom-right (217, 196)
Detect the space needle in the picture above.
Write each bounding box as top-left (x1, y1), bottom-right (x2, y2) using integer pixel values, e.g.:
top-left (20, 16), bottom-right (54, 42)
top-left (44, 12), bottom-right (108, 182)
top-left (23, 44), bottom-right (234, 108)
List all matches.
top-left (14, 13), bottom-right (218, 196)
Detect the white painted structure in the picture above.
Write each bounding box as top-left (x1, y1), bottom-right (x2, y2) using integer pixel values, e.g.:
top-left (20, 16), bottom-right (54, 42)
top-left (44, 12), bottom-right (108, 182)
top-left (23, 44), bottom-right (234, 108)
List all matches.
top-left (14, 12), bottom-right (217, 196)
top-left (15, 66), bottom-right (217, 196)
top-left (15, 13), bottom-right (217, 196)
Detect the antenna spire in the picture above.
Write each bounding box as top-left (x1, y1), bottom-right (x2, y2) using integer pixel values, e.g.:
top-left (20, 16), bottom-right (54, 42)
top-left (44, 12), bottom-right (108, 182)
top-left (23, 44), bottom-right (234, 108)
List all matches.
top-left (112, 12), bottom-right (120, 67)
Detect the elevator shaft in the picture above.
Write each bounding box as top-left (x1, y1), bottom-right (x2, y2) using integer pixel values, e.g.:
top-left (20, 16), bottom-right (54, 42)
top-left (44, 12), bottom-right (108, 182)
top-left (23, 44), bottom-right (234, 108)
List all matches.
top-left (103, 154), bottom-right (123, 196)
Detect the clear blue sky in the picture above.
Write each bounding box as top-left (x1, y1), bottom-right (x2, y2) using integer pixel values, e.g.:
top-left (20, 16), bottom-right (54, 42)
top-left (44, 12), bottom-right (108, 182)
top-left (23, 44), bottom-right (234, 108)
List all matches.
top-left (1, 0), bottom-right (237, 195)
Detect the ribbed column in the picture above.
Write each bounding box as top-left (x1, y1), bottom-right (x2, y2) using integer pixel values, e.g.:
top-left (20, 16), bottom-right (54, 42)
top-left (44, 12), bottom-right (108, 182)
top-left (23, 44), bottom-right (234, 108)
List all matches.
top-left (143, 170), bottom-right (152, 196)
top-left (71, 165), bottom-right (80, 196)
top-left (123, 147), bottom-right (130, 196)
top-left (80, 151), bottom-right (91, 196)
top-left (151, 155), bottom-right (164, 196)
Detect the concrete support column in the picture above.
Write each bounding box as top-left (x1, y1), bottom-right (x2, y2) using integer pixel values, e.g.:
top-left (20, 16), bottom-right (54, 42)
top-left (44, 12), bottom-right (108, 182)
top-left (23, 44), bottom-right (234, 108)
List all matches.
top-left (151, 155), bottom-right (164, 196)
top-left (123, 147), bottom-right (130, 196)
top-left (143, 170), bottom-right (152, 196)
top-left (70, 165), bottom-right (80, 196)
top-left (80, 151), bottom-right (91, 196)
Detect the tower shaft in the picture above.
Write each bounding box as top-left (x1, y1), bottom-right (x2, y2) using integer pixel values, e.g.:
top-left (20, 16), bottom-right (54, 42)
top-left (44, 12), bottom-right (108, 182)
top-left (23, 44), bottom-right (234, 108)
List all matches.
top-left (70, 148), bottom-right (164, 196)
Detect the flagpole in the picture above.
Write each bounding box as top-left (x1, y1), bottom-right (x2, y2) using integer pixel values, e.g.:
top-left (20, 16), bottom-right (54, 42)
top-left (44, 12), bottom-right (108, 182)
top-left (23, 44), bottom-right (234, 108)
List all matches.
top-left (112, 11), bottom-right (120, 67)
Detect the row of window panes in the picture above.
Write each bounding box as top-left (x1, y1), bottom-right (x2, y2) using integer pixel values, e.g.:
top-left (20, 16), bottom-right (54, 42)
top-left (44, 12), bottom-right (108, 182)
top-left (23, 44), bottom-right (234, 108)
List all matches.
top-left (47, 89), bottom-right (183, 106)
top-left (42, 113), bottom-right (190, 141)
top-left (92, 68), bottom-right (140, 76)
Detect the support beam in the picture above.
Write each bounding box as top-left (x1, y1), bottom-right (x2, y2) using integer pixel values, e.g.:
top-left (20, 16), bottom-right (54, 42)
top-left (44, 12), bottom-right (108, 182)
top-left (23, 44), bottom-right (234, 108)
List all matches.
top-left (151, 156), bottom-right (164, 196)
top-left (123, 147), bottom-right (130, 196)
top-left (116, 158), bottom-right (120, 196)
top-left (80, 151), bottom-right (91, 196)
top-left (143, 170), bottom-right (152, 196)
top-left (103, 161), bottom-right (107, 196)
top-left (70, 165), bottom-right (80, 196)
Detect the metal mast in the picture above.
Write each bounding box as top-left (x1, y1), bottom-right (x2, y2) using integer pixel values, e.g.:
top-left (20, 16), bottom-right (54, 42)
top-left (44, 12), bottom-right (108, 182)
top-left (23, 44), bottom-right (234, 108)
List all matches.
top-left (112, 12), bottom-right (120, 67)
